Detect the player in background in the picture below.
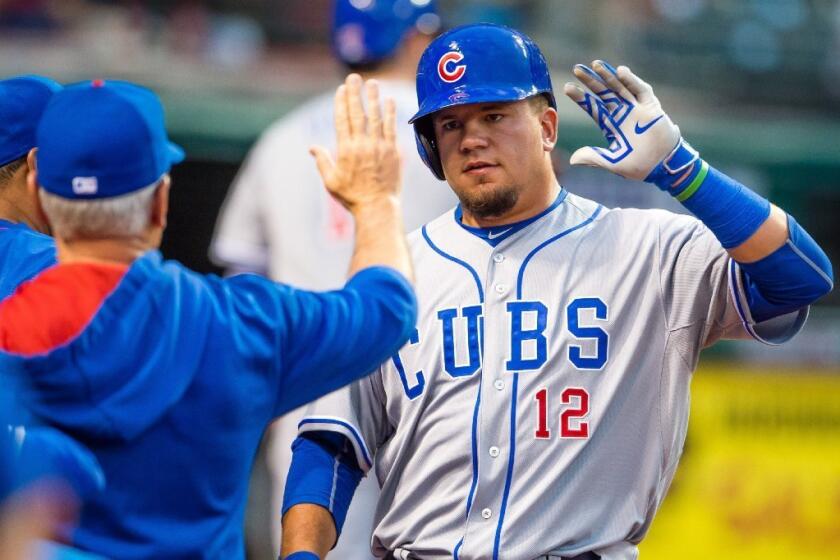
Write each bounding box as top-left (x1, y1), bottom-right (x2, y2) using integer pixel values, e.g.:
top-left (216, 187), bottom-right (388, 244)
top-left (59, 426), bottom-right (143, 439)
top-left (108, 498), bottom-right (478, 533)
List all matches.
top-left (0, 74), bottom-right (416, 559)
top-left (0, 75), bottom-right (60, 299)
top-left (0, 75), bottom-right (108, 560)
top-left (281, 24), bottom-right (833, 560)
top-left (211, 1), bottom-right (456, 557)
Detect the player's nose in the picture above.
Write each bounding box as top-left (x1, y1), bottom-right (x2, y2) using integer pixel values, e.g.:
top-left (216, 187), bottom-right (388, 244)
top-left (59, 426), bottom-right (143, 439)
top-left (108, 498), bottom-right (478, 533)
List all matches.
top-left (459, 120), bottom-right (490, 153)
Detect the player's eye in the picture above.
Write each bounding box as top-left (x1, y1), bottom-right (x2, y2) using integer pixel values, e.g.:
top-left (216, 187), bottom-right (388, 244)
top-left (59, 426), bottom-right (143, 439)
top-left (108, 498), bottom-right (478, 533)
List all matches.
top-left (486, 113), bottom-right (504, 122)
top-left (440, 120), bottom-right (460, 131)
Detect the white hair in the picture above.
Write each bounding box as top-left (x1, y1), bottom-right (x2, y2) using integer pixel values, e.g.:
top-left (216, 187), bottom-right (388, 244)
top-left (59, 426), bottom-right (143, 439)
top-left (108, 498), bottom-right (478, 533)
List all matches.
top-left (38, 180), bottom-right (160, 240)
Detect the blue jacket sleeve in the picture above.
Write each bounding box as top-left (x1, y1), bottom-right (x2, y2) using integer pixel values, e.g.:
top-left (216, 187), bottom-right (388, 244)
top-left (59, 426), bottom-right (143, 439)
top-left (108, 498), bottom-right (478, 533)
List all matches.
top-left (16, 426), bottom-right (105, 500)
top-left (219, 264), bottom-right (415, 416)
top-left (271, 266), bottom-right (416, 416)
top-left (282, 432), bottom-right (364, 539)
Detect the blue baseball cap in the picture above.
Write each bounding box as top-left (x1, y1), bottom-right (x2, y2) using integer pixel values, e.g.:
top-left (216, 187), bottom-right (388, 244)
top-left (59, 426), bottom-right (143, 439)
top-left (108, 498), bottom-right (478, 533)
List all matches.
top-left (332, 0), bottom-right (441, 65)
top-left (0, 75), bottom-right (62, 167)
top-left (36, 79), bottom-right (185, 199)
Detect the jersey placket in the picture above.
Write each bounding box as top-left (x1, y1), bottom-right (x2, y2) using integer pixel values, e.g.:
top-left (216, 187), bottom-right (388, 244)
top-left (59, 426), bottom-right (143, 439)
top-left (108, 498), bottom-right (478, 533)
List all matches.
top-left (459, 244), bottom-right (518, 560)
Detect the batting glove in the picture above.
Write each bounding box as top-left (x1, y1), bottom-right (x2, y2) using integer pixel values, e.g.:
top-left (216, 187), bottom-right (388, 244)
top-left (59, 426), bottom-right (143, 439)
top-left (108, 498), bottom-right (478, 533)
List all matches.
top-left (563, 60), bottom-right (699, 189)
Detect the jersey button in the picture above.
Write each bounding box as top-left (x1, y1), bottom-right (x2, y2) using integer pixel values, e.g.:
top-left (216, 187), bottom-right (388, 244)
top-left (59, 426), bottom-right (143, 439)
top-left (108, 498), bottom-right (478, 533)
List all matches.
top-left (481, 508), bottom-right (492, 519)
top-left (489, 446), bottom-right (500, 458)
top-left (493, 254), bottom-right (505, 263)
top-left (493, 379), bottom-right (504, 391)
top-left (494, 283), bottom-right (508, 295)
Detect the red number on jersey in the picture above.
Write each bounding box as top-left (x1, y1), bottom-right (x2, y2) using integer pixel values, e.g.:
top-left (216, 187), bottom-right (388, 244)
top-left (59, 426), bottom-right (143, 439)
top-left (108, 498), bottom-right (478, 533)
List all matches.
top-left (533, 387), bottom-right (591, 440)
top-left (560, 387), bottom-right (589, 438)
top-left (534, 387), bottom-right (551, 439)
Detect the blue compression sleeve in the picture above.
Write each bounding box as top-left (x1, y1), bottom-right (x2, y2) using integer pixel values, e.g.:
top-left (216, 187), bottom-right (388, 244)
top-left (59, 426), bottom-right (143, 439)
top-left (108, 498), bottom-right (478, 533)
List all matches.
top-left (646, 141), bottom-right (770, 248)
top-left (739, 214), bottom-right (834, 322)
top-left (679, 163), bottom-right (770, 249)
top-left (283, 432), bottom-right (364, 537)
top-left (282, 553), bottom-right (319, 560)
top-left (654, 159), bottom-right (771, 249)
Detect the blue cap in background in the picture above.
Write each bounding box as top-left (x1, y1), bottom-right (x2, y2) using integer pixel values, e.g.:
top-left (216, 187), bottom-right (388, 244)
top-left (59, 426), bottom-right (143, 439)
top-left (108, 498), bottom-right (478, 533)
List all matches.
top-left (332, 0), bottom-right (441, 66)
top-left (36, 79), bottom-right (185, 199)
top-left (0, 75), bottom-right (62, 168)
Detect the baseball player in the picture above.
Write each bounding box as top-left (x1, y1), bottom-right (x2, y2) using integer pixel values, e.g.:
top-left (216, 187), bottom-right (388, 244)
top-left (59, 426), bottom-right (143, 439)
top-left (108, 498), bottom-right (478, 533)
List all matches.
top-left (211, 1), bottom-right (455, 557)
top-left (0, 74), bottom-right (107, 538)
top-left (0, 74), bottom-right (416, 559)
top-left (0, 75), bottom-right (61, 299)
top-left (281, 24), bottom-right (833, 560)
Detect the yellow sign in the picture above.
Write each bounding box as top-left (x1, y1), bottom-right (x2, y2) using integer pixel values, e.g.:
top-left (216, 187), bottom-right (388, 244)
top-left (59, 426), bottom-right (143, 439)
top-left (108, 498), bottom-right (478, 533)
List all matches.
top-left (640, 366), bottom-right (840, 559)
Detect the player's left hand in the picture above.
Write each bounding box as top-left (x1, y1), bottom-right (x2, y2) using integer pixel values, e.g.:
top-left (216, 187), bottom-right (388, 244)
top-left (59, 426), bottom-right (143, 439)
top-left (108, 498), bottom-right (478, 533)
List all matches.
top-left (563, 61), bottom-right (684, 182)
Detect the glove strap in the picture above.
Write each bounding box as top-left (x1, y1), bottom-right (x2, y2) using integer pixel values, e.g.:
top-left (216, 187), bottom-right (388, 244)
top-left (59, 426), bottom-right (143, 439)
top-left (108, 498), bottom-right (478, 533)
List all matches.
top-left (645, 138), bottom-right (701, 192)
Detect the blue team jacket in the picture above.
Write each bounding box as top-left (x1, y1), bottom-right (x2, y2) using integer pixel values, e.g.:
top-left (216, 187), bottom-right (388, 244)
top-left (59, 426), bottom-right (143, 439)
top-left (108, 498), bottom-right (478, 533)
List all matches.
top-left (0, 219), bottom-right (105, 504)
top-left (0, 219), bottom-right (56, 300)
top-left (0, 251), bottom-right (416, 559)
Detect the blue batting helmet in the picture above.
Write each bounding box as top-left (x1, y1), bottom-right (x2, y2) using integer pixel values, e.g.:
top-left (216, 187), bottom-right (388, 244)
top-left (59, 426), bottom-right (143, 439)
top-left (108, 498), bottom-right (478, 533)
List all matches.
top-left (409, 23), bottom-right (556, 180)
top-left (332, 0), bottom-right (441, 66)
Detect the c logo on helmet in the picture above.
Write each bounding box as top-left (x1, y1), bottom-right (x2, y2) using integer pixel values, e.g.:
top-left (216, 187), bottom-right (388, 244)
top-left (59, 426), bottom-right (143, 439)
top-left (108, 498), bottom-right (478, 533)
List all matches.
top-left (438, 52), bottom-right (466, 83)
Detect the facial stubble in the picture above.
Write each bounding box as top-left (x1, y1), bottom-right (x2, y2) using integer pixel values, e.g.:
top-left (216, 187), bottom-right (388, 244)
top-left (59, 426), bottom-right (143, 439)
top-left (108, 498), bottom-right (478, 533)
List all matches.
top-left (456, 177), bottom-right (520, 219)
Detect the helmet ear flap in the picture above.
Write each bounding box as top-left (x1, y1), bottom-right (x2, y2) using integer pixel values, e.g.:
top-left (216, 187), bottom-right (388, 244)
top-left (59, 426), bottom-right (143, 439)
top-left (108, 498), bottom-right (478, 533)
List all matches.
top-left (413, 118), bottom-right (445, 181)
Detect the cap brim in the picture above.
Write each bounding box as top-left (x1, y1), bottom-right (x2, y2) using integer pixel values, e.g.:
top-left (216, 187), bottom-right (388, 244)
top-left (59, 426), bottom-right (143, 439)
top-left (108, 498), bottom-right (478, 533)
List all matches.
top-left (168, 142), bottom-right (185, 165)
top-left (0, 147), bottom-right (32, 168)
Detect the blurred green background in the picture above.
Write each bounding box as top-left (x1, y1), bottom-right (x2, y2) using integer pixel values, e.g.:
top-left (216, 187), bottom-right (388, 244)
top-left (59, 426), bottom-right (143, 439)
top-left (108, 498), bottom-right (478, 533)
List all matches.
top-left (2, 1), bottom-right (838, 558)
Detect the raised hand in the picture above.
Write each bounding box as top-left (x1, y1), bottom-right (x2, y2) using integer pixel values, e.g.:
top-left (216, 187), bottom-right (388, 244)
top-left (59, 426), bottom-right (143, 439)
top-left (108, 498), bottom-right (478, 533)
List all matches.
top-left (310, 74), bottom-right (402, 212)
top-left (563, 60), bottom-right (689, 182)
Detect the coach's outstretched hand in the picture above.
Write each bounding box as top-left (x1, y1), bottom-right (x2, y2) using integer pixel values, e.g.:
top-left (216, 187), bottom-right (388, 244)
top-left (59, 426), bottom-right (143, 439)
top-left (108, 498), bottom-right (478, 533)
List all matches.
top-left (311, 73), bottom-right (402, 211)
top-left (310, 74), bottom-right (412, 280)
top-left (564, 61), bottom-right (688, 183)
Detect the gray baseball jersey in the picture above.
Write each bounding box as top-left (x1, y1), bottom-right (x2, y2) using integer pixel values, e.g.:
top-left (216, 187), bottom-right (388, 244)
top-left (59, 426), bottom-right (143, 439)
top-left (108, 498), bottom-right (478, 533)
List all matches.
top-left (298, 189), bottom-right (806, 560)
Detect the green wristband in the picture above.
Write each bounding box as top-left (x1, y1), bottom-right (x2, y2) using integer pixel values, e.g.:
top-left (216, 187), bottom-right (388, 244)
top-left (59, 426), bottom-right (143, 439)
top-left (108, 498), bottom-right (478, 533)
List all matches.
top-left (675, 160), bottom-right (709, 202)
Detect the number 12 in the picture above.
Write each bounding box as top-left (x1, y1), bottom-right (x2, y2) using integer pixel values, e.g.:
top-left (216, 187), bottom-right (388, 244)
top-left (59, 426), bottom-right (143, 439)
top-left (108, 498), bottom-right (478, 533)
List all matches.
top-left (534, 387), bottom-right (590, 439)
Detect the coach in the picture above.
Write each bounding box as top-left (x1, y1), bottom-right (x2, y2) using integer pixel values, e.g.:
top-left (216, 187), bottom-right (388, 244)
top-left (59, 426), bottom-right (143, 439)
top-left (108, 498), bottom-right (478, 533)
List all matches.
top-left (0, 75), bottom-right (416, 559)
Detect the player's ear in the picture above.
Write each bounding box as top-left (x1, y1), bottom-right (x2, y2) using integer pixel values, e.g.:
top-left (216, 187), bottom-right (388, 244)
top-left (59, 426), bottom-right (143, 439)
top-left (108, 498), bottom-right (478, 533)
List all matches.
top-left (26, 151), bottom-right (41, 211)
top-left (27, 167), bottom-right (53, 236)
top-left (151, 175), bottom-right (171, 230)
top-left (26, 147), bottom-right (37, 174)
top-left (540, 106), bottom-right (558, 151)
top-left (25, 148), bottom-right (40, 194)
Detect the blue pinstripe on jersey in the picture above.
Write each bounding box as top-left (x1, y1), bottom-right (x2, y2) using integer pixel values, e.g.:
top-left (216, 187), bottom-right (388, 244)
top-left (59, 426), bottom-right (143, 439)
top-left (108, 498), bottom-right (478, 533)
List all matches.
top-left (421, 224), bottom-right (486, 556)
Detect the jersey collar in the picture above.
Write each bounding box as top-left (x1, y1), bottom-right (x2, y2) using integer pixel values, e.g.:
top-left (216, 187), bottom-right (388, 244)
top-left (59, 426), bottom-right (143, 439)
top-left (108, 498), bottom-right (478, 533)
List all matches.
top-left (454, 187), bottom-right (568, 247)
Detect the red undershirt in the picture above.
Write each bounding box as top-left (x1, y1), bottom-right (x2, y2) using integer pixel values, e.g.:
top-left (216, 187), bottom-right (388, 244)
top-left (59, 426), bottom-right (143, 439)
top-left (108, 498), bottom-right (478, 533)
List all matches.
top-left (0, 261), bottom-right (128, 356)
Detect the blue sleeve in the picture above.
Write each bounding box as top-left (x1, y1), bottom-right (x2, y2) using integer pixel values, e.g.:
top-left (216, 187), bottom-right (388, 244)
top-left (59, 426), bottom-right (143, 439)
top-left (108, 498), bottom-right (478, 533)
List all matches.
top-left (271, 266), bottom-right (416, 415)
top-left (220, 265), bottom-right (415, 416)
top-left (30, 541), bottom-right (108, 560)
top-left (16, 426), bottom-right (105, 500)
top-left (282, 553), bottom-right (319, 560)
top-left (739, 214), bottom-right (834, 322)
top-left (282, 432), bottom-right (364, 539)
top-left (0, 428), bottom-right (14, 503)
